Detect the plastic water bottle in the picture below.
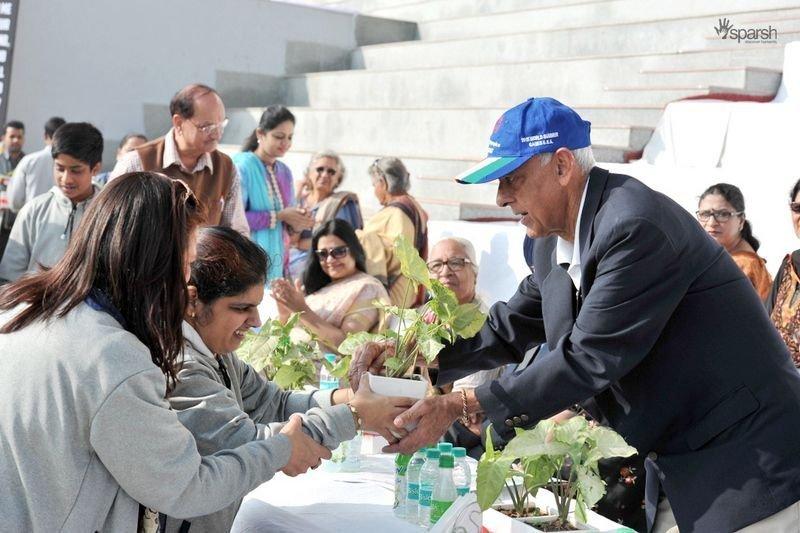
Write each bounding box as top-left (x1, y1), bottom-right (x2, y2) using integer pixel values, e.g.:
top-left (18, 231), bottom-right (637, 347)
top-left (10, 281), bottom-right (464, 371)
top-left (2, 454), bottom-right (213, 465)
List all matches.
top-left (405, 448), bottom-right (427, 521)
top-left (437, 442), bottom-right (453, 454)
top-left (430, 453), bottom-right (457, 525)
top-left (341, 431), bottom-right (362, 472)
top-left (418, 448), bottom-right (441, 527)
top-left (394, 453), bottom-right (412, 518)
top-left (452, 447), bottom-right (471, 496)
top-left (318, 353), bottom-right (339, 390)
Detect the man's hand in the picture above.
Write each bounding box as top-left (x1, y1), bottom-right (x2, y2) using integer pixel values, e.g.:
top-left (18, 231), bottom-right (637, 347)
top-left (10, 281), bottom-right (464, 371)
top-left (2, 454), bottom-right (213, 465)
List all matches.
top-left (382, 392), bottom-right (462, 454)
top-left (349, 373), bottom-right (416, 444)
top-left (348, 340), bottom-right (395, 390)
top-left (279, 414), bottom-right (332, 476)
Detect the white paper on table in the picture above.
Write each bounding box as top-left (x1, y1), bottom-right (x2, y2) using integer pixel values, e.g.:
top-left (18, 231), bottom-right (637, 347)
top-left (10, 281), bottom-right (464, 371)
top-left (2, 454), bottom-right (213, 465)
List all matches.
top-left (429, 493), bottom-right (482, 533)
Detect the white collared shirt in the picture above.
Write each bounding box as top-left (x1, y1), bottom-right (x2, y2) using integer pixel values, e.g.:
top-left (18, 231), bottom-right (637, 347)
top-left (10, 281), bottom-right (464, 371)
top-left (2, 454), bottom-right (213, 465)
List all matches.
top-left (555, 177), bottom-right (590, 290)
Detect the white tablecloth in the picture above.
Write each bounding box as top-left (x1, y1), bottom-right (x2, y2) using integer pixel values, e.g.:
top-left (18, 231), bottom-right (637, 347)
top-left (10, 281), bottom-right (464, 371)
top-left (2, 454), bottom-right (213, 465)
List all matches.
top-left (232, 453), bottom-right (424, 532)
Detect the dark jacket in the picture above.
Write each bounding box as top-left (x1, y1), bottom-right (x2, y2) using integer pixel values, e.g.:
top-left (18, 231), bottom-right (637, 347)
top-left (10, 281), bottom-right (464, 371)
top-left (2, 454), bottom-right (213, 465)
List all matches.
top-left (438, 167), bottom-right (800, 532)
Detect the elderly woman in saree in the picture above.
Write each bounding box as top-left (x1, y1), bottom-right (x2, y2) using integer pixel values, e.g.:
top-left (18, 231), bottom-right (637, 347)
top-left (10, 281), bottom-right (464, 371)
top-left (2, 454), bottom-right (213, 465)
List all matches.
top-left (288, 150), bottom-right (363, 280)
top-left (358, 156), bottom-right (428, 308)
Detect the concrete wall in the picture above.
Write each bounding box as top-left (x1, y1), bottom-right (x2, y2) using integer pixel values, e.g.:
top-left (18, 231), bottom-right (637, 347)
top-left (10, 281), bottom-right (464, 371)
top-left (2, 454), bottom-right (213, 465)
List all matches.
top-left (6, 0), bottom-right (359, 166)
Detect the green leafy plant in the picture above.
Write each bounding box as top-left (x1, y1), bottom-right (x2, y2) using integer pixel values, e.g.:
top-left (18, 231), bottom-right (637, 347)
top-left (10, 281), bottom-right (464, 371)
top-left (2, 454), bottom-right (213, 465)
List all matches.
top-left (477, 416), bottom-right (637, 527)
top-left (338, 235), bottom-right (486, 378)
top-left (237, 312), bottom-right (349, 389)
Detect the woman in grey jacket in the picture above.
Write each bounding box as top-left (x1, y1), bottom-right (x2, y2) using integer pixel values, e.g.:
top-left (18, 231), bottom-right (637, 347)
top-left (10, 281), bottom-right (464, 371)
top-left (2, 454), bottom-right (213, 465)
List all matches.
top-left (163, 226), bottom-right (417, 532)
top-left (0, 173), bottom-right (333, 532)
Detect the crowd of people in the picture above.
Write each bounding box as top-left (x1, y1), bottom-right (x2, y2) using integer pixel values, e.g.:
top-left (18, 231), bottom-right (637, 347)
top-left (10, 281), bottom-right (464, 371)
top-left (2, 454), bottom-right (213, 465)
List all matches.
top-left (2, 86), bottom-right (800, 532)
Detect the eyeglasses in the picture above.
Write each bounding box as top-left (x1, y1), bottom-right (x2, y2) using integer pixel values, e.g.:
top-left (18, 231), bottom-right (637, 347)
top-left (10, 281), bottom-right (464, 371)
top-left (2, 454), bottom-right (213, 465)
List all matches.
top-left (189, 118), bottom-right (229, 136)
top-left (427, 257), bottom-right (472, 273)
top-left (315, 166), bottom-right (337, 177)
top-left (696, 209), bottom-right (742, 223)
top-left (315, 245), bottom-right (349, 261)
top-left (790, 202), bottom-right (800, 214)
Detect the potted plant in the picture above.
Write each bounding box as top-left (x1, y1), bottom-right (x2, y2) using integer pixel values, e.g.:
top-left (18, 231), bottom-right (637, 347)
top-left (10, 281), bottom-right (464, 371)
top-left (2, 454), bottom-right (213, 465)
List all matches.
top-left (337, 235), bottom-right (486, 399)
top-left (477, 416), bottom-right (637, 532)
top-left (237, 312), bottom-right (349, 389)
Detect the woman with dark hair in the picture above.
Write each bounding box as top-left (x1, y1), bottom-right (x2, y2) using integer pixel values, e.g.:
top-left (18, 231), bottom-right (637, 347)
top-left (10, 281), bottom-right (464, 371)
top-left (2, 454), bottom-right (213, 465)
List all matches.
top-left (272, 219), bottom-right (389, 352)
top-left (162, 226), bottom-right (412, 532)
top-left (0, 173), bottom-right (332, 531)
top-left (768, 178), bottom-right (800, 368)
top-left (697, 182), bottom-right (771, 299)
top-left (233, 105), bottom-right (313, 280)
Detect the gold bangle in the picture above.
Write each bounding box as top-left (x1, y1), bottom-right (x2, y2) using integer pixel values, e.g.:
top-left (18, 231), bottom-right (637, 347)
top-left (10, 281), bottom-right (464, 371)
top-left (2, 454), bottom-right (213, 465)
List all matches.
top-left (347, 402), bottom-right (362, 432)
top-left (459, 389), bottom-right (470, 425)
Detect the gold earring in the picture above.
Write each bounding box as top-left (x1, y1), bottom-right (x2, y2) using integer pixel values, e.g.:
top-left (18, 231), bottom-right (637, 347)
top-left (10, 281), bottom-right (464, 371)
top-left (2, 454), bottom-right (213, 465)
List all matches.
top-left (190, 310), bottom-right (196, 319)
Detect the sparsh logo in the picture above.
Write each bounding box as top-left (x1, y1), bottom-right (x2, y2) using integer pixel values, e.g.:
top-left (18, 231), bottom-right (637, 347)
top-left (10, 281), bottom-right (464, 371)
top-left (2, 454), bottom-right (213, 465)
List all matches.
top-left (714, 17), bottom-right (778, 43)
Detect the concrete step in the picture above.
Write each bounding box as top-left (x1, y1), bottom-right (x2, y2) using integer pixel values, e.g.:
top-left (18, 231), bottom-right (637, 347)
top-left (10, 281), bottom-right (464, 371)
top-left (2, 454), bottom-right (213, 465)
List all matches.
top-left (353, 9), bottom-right (795, 70)
top-left (364, 0), bottom-right (617, 23)
top-left (416, 0), bottom-right (800, 41)
top-left (610, 66), bottom-right (782, 94)
top-left (284, 50), bottom-right (783, 109)
top-left (223, 106), bottom-right (654, 161)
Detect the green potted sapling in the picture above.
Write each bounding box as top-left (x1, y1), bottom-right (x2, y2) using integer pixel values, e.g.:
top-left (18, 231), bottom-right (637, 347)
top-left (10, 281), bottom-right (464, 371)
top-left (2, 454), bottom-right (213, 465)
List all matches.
top-left (237, 312), bottom-right (349, 390)
top-left (338, 235), bottom-right (486, 400)
top-left (477, 416), bottom-right (637, 532)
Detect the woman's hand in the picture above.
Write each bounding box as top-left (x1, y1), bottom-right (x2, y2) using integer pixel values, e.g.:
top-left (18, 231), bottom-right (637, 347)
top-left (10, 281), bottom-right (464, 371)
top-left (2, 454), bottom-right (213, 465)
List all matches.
top-left (271, 278), bottom-right (308, 313)
top-left (278, 207), bottom-right (314, 231)
top-left (349, 374), bottom-right (416, 445)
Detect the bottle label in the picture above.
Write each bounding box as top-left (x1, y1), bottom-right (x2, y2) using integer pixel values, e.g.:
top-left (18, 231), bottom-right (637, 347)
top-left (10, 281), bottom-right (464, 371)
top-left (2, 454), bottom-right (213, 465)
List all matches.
top-left (407, 482), bottom-right (419, 501)
top-left (419, 485), bottom-right (433, 507)
top-left (430, 499), bottom-right (454, 524)
top-left (457, 487), bottom-right (469, 496)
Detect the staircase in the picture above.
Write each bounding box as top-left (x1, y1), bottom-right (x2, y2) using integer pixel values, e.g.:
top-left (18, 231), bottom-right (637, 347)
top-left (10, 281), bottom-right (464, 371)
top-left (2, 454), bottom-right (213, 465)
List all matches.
top-left (220, 0), bottom-right (797, 220)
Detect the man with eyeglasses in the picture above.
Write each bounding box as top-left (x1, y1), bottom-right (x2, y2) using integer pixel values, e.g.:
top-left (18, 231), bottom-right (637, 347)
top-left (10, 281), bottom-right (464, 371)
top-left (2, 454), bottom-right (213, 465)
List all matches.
top-left (110, 83), bottom-right (248, 234)
top-left (351, 98), bottom-right (800, 533)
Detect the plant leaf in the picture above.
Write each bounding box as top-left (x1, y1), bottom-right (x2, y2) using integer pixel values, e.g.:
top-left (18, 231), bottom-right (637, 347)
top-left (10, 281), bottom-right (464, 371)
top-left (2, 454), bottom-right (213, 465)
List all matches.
top-left (272, 364), bottom-right (305, 389)
top-left (477, 455), bottom-right (514, 511)
top-left (383, 356), bottom-right (406, 373)
top-left (395, 235), bottom-right (431, 289)
top-left (573, 464), bottom-right (606, 518)
top-left (451, 302), bottom-right (487, 338)
top-left (417, 337), bottom-right (445, 363)
top-left (586, 426), bottom-right (638, 463)
top-left (337, 331), bottom-right (388, 356)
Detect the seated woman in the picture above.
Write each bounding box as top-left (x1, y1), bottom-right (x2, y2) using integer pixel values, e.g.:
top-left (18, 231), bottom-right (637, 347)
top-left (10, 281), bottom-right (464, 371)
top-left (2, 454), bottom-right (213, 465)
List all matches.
top-left (272, 219), bottom-right (389, 354)
top-left (288, 150), bottom-right (363, 280)
top-left (359, 157), bottom-right (428, 308)
top-left (0, 173), bottom-right (332, 531)
top-left (768, 177), bottom-right (800, 368)
top-left (164, 225), bottom-right (414, 533)
top-left (697, 183), bottom-right (771, 300)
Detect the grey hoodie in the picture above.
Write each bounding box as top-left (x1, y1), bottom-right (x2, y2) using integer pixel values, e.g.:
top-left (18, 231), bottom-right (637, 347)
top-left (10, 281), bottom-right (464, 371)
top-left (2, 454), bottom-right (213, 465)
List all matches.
top-left (0, 302), bottom-right (295, 532)
top-left (162, 322), bottom-right (355, 532)
top-left (0, 184), bottom-right (99, 282)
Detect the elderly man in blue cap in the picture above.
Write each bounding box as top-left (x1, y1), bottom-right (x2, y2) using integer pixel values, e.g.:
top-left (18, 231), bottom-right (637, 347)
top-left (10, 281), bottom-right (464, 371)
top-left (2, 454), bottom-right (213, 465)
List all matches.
top-left (351, 97), bottom-right (800, 532)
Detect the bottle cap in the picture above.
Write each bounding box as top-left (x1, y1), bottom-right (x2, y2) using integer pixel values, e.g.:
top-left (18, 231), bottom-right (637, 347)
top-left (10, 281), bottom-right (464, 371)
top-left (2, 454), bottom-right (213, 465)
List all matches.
top-left (426, 449), bottom-right (441, 460)
top-left (439, 453), bottom-right (454, 468)
top-left (437, 442), bottom-right (453, 453)
top-left (452, 447), bottom-right (467, 458)
top-left (324, 353), bottom-right (337, 364)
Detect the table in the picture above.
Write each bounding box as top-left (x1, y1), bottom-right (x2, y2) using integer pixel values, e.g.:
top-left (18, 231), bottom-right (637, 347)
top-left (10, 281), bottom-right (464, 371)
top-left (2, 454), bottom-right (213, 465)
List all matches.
top-left (232, 453), bottom-right (425, 532)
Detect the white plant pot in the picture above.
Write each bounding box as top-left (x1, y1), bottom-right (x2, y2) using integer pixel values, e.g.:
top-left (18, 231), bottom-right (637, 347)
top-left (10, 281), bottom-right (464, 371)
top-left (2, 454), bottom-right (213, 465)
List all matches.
top-left (367, 374), bottom-right (428, 400)
top-left (367, 374), bottom-right (428, 431)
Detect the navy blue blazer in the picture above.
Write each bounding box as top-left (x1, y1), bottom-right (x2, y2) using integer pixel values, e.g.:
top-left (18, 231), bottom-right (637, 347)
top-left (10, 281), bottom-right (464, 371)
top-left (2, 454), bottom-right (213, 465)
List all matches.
top-left (438, 167), bottom-right (800, 532)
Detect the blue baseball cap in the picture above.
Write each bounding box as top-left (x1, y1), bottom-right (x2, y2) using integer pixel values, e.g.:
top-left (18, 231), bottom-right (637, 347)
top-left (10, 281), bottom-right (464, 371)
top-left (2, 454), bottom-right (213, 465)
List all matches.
top-left (455, 97), bottom-right (591, 184)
